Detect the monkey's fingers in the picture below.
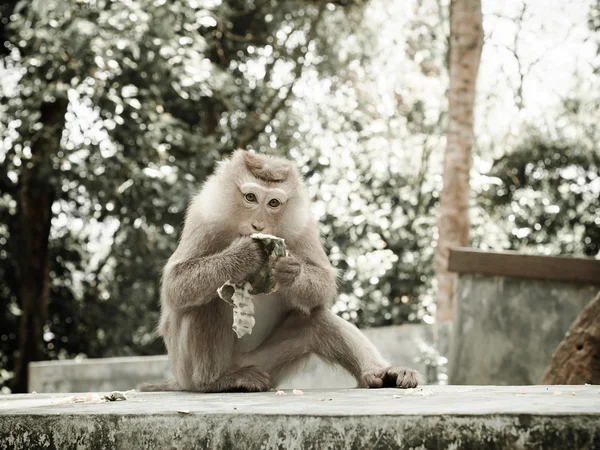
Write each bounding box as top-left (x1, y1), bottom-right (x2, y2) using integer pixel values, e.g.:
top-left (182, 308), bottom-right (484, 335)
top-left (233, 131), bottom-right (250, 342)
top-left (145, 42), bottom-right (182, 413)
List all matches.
top-left (273, 269), bottom-right (296, 278)
top-left (273, 268), bottom-right (301, 282)
top-left (360, 367), bottom-right (420, 389)
top-left (274, 257), bottom-right (301, 271)
top-left (274, 265), bottom-right (300, 274)
top-left (272, 269), bottom-right (298, 285)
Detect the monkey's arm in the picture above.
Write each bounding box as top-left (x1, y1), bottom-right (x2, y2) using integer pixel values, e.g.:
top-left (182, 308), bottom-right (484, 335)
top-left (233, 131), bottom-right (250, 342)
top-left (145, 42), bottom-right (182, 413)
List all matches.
top-left (278, 259), bottom-right (337, 314)
top-left (273, 231), bottom-right (337, 314)
top-left (163, 237), bottom-right (265, 310)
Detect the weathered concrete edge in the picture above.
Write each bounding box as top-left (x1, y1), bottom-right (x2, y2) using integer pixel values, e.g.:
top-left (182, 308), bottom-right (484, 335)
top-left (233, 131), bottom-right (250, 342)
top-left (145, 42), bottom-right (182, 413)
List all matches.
top-left (2, 414), bottom-right (599, 450)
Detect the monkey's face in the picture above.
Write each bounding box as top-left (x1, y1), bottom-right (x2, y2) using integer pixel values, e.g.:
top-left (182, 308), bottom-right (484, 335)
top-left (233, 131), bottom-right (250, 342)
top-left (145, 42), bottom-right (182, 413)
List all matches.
top-left (204, 150), bottom-right (309, 241)
top-left (236, 181), bottom-right (289, 237)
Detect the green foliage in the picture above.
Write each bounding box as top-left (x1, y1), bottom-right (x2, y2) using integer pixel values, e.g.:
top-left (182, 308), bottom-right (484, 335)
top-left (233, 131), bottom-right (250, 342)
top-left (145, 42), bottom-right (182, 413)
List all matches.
top-left (268, 0), bottom-right (448, 326)
top-left (476, 118), bottom-right (600, 258)
top-left (0, 0), bottom-right (364, 391)
top-left (473, 4), bottom-right (600, 258)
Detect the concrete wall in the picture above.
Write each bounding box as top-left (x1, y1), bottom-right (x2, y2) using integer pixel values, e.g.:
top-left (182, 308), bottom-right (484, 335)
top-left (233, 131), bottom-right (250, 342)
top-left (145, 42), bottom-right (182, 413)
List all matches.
top-left (28, 355), bottom-right (172, 394)
top-left (4, 386), bottom-right (600, 450)
top-left (449, 274), bottom-right (599, 385)
top-left (29, 324), bottom-right (431, 393)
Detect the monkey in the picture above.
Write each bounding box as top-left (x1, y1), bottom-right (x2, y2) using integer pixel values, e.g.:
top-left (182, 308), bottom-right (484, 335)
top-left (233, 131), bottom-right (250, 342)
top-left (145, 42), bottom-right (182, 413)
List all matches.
top-left (140, 150), bottom-right (419, 393)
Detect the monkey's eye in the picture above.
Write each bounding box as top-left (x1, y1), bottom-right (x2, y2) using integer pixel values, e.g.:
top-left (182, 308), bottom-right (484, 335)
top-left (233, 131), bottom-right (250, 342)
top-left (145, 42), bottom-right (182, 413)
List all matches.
top-left (268, 199), bottom-right (281, 208)
top-left (244, 193), bottom-right (258, 203)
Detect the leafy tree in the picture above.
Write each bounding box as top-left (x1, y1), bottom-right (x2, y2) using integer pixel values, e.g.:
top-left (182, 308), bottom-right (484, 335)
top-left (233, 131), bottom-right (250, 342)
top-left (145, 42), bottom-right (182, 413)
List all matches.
top-left (0, 0), bottom-right (365, 392)
top-left (473, 0), bottom-right (600, 258)
top-left (267, 0), bottom-right (450, 327)
top-left (475, 84), bottom-right (600, 258)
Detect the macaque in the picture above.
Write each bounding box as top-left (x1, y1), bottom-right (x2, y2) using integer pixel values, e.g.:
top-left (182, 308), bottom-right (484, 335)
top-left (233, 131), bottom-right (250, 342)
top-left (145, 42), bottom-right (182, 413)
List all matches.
top-left (140, 150), bottom-right (419, 392)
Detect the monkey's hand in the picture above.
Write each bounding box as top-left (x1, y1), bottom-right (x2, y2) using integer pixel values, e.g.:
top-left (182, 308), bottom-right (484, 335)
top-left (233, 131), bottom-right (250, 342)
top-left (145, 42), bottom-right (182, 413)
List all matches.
top-left (272, 254), bottom-right (302, 287)
top-left (228, 236), bottom-right (269, 282)
top-left (272, 257), bottom-right (337, 313)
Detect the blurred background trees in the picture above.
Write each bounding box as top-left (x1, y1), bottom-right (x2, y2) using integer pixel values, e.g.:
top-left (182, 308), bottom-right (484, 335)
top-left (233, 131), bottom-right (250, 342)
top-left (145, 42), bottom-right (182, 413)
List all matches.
top-left (1, 0), bottom-right (598, 392)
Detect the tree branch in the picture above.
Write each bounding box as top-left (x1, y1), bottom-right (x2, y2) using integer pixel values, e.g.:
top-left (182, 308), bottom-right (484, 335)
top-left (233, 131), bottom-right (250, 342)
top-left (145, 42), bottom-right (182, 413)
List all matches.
top-left (236, 4), bottom-right (326, 149)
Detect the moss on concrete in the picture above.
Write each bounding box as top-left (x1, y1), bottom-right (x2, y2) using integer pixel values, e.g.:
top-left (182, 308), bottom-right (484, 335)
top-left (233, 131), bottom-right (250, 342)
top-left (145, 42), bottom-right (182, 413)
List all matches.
top-left (2, 386), bottom-right (599, 449)
top-left (1, 414), bottom-right (599, 450)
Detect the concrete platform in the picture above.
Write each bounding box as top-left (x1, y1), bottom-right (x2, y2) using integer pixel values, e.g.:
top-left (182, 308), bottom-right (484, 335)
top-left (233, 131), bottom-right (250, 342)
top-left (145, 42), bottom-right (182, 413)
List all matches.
top-left (1, 385), bottom-right (599, 449)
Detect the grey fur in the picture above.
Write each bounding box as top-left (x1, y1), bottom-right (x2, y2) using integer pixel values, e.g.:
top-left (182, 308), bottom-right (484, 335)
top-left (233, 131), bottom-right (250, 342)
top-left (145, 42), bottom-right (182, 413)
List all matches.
top-left (139, 150), bottom-right (419, 393)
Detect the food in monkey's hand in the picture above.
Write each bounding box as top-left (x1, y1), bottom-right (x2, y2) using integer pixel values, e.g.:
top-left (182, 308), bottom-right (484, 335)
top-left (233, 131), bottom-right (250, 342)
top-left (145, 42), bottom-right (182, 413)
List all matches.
top-left (217, 233), bottom-right (287, 338)
top-left (247, 233), bottom-right (288, 294)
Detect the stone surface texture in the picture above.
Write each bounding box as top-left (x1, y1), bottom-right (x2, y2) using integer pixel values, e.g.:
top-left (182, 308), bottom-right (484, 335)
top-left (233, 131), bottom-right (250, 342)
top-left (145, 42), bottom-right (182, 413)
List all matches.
top-left (29, 324), bottom-right (432, 393)
top-left (449, 274), bottom-right (599, 385)
top-left (1, 385), bottom-right (599, 449)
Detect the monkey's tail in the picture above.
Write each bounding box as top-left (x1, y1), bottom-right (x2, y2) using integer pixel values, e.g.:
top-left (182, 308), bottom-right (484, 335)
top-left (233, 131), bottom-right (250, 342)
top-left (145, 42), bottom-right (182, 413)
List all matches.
top-left (137, 379), bottom-right (182, 392)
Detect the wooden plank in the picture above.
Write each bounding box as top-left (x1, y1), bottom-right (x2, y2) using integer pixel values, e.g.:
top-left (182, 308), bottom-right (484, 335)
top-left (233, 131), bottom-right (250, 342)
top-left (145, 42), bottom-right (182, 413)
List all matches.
top-left (448, 247), bottom-right (600, 285)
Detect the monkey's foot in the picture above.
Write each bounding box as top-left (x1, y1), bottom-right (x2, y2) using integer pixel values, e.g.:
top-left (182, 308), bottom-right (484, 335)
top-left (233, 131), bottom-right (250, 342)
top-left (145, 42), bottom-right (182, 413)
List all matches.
top-left (360, 366), bottom-right (419, 389)
top-left (206, 366), bottom-right (272, 393)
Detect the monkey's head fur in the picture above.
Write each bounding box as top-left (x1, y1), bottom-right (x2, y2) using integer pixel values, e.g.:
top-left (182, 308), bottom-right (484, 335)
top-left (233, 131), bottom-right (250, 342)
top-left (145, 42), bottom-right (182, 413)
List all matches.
top-left (191, 150), bottom-right (310, 242)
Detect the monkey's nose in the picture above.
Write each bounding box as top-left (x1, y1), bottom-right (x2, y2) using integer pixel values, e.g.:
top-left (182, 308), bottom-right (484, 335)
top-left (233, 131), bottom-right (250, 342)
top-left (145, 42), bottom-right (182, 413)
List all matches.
top-left (252, 222), bottom-right (265, 231)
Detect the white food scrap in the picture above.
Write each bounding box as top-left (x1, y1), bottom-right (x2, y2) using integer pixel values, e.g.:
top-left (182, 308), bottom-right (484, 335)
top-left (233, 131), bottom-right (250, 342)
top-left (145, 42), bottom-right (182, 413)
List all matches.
top-left (52, 391), bottom-right (131, 405)
top-left (65, 393), bottom-right (105, 404)
top-left (218, 281), bottom-right (255, 338)
top-left (275, 390), bottom-right (287, 396)
top-left (292, 389), bottom-right (304, 396)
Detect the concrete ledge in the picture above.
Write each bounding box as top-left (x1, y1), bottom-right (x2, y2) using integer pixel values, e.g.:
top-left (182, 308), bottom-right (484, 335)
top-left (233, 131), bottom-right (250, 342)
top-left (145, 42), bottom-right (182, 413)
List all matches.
top-left (2, 386), bottom-right (599, 449)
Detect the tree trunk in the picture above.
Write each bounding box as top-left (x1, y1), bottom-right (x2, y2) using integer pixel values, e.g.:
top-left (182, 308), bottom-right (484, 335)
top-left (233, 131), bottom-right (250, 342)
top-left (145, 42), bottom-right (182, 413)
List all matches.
top-left (13, 95), bottom-right (69, 393)
top-left (435, 0), bottom-right (483, 324)
top-left (540, 292), bottom-right (600, 385)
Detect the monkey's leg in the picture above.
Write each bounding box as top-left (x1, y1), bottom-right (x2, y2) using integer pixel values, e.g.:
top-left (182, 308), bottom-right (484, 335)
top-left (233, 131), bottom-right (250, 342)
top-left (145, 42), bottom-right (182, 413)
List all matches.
top-left (200, 365), bottom-right (271, 393)
top-left (319, 312), bottom-right (420, 388)
top-left (166, 303), bottom-right (272, 393)
top-left (241, 309), bottom-right (419, 389)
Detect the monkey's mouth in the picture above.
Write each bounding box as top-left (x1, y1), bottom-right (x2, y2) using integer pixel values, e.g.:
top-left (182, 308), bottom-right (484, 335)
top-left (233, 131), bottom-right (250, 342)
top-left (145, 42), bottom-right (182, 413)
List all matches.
top-left (239, 227), bottom-right (276, 237)
top-left (240, 230), bottom-right (277, 238)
